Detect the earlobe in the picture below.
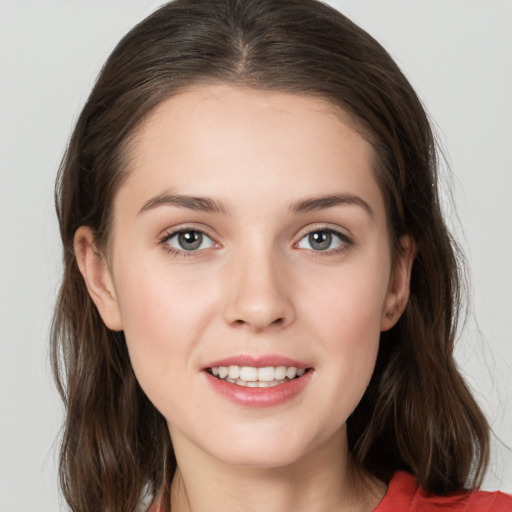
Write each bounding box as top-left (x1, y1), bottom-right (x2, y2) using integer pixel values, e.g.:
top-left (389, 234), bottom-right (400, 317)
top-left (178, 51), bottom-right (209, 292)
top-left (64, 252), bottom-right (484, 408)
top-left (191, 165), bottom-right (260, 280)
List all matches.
top-left (74, 226), bottom-right (123, 331)
top-left (381, 235), bottom-right (417, 332)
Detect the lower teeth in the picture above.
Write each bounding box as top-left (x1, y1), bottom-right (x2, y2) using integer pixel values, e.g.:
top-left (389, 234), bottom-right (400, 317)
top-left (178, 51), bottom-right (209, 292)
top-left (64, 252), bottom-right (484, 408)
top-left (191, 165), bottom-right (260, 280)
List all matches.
top-left (224, 377), bottom-right (289, 387)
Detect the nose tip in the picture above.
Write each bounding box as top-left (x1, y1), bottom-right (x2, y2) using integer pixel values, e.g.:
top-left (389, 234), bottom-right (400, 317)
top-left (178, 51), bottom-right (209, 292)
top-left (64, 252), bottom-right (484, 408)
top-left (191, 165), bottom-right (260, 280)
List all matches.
top-left (222, 260), bottom-right (295, 332)
top-left (228, 305), bottom-right (287, 332)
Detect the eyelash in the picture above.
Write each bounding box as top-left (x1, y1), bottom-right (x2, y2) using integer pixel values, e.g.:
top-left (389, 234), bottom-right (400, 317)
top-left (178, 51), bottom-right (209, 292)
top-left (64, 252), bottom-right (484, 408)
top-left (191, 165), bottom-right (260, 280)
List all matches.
top-left (295, 227), bottom-right (354, 256)
top-left (158, 226), bottom-right (353, 258)
top-left (158, 228), bottom-right (217, 258)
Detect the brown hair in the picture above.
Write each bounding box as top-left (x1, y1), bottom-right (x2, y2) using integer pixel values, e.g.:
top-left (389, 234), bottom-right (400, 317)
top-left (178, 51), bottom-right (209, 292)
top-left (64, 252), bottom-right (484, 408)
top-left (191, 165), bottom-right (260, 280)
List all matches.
top-left (51, 0), bottom-right (489, 510)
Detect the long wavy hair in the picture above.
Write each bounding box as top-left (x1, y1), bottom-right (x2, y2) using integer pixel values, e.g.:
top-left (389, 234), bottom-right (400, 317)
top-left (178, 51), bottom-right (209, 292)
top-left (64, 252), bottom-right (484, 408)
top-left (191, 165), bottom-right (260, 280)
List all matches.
top-left (51, 0), bottom-right (490, 510)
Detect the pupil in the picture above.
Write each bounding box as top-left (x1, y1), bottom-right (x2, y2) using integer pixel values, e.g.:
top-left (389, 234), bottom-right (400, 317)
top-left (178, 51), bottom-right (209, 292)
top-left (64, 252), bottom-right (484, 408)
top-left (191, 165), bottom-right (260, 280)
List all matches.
top-left (178, 231), bottom-right (202, 250)
top-left (309, 231), bottom-right (331, 251)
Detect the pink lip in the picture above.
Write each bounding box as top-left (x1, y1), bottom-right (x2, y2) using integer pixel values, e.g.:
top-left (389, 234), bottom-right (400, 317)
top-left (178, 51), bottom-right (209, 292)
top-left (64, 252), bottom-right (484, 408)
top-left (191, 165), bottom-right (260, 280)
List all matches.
top-left (202, 354), bottom-right (310, 370)
top-left (201, 354), bottom-right (314, 408)
top-left (204, 371), bottom-right (313, 407)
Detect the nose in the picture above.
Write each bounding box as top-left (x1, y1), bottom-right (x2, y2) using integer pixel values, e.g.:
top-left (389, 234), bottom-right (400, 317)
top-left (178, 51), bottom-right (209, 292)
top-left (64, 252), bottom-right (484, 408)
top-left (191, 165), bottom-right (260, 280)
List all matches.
top-left (222, 249), bottom-right (295, 332)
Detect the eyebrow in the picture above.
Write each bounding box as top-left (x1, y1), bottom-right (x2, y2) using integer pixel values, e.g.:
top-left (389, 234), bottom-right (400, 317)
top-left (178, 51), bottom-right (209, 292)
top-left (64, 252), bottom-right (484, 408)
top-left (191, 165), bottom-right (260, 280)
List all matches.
top-left (138, 192), bottom-right (229, 215)
top-left (138, 191), bottom-right (373, 217)
top-left (289, 193), bottom-right (374, 217)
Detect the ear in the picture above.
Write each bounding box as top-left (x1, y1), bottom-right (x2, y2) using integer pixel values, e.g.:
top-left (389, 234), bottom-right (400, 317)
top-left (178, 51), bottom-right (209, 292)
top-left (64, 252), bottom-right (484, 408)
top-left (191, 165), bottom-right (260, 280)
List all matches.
top-left (74, 226), bottom-right (124, 331)
top-left (381, 235), bottom-right (417, 332)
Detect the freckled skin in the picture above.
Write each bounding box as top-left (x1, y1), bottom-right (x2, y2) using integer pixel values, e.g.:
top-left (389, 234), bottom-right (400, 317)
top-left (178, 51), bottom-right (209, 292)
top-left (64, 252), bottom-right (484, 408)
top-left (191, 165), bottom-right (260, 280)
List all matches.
top-left (77, 84), bottom-right (413, 512)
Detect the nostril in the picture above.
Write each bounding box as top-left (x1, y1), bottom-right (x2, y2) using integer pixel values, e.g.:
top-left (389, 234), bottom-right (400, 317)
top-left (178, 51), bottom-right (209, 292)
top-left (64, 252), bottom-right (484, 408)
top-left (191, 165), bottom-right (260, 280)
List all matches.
top-left (238, 316), bottom-right (285, 327)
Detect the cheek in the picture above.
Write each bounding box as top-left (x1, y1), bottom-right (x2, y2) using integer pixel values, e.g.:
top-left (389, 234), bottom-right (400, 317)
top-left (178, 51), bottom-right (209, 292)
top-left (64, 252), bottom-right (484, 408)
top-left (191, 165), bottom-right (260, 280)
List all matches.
top-left (298, 256), bottom-right (390, 404)
top-left (112, 260), bottom-right (219, 403)
top-left (116, 257), bottom-right (215, 334)
top-left (302, 254), bottom-right (390, 343)
top-left (314, 282), bottom-right (382, 378)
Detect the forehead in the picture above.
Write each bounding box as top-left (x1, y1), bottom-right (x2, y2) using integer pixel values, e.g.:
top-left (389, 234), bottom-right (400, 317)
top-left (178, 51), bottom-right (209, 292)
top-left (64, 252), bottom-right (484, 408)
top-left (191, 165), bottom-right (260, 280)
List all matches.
top-left (116, 84), bottom-right (384, 220)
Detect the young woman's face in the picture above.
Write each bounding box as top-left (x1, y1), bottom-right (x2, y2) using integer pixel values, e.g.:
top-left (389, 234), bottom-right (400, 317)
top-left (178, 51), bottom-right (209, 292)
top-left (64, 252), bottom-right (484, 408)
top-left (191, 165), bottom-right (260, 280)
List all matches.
top-left (80, 84), bottom-right (412, 469)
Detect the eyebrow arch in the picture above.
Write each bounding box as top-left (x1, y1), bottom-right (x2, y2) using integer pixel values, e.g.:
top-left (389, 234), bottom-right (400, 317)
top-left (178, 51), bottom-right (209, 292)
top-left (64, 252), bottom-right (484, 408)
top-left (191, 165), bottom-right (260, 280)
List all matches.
top-left (290, 193), bottom-right (374, 217)
top-left (138, 192), bottom-right (229, 215)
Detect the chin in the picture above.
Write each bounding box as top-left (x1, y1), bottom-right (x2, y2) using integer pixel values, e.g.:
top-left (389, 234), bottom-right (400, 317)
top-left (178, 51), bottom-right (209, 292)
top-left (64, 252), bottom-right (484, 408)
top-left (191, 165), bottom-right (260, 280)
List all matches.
top-left (199, 422), bottom-right (332, 470)
top-left (213, 446), bottom-right (308, 469)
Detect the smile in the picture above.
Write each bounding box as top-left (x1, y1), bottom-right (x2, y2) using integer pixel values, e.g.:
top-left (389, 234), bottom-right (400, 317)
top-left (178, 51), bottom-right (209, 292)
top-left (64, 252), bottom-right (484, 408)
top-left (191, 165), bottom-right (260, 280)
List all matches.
top-left (207, 365), bottom-right (308, 387)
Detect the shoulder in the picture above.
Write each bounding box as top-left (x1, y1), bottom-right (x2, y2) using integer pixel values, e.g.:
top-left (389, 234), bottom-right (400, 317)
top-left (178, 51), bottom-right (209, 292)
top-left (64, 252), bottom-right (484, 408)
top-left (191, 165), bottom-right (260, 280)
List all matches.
top-left (374, 471), bottom-right (512, 512)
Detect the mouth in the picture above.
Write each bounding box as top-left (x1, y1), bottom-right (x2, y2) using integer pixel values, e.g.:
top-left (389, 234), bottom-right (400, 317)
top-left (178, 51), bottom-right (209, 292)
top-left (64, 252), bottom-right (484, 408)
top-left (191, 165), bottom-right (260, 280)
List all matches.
top-left (206, 365), bottom-right (311, 388)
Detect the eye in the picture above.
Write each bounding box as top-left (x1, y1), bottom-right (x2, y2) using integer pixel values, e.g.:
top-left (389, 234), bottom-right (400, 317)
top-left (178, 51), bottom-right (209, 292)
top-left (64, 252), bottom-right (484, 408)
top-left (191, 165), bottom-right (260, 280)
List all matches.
top-left (296, 229), bottom-right (350, 252)
top-left (161, 229), bottom-right (216, 253)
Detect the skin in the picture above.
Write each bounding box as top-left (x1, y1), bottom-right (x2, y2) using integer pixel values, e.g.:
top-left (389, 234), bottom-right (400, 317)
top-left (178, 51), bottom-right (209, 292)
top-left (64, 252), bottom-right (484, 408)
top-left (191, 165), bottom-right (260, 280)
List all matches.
top-left (75, 84), bottom-right (415, 512)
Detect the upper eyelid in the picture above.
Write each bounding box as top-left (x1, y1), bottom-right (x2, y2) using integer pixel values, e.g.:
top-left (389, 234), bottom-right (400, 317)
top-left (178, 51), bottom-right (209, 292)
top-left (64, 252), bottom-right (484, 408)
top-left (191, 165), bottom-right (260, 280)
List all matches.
top-left (158, 224), bottom-right (217, 242)
top-left (295, 223), bottom-right (353, 241)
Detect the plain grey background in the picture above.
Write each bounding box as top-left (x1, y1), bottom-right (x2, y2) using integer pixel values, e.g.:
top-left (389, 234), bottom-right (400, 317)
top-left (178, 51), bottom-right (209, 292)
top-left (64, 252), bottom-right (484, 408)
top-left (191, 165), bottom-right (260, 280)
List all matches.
top-left (0, 1), bottom-right (511, 510)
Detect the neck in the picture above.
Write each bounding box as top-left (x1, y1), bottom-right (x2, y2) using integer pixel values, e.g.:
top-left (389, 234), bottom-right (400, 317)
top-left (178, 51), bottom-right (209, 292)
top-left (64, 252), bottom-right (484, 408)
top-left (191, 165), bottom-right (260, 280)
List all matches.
top-left (168, 428), bottom-right (385, 512)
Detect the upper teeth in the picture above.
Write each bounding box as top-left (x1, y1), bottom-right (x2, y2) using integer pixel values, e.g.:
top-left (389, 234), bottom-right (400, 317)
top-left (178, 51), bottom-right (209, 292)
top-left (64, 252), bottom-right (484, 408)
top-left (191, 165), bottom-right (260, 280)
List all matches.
top-left (211, 365), bottom-right (305, 382)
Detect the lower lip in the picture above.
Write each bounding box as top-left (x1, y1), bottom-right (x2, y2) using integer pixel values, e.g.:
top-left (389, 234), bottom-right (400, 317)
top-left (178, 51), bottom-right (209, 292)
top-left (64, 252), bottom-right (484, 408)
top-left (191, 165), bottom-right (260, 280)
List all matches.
top-left (204, 370), bottom-right (313, 407)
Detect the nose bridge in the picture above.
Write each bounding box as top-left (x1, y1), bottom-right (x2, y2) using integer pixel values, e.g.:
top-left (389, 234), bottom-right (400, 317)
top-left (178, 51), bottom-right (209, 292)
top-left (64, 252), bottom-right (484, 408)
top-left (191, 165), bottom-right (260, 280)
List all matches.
top-left (222, 236), bottom-right (295, 331)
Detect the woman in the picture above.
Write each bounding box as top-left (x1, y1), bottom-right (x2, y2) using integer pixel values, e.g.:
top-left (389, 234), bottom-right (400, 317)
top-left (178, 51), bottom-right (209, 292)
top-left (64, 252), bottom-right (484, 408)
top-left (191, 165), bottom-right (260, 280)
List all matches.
top-left (51, 0), bottom-right (511, 510)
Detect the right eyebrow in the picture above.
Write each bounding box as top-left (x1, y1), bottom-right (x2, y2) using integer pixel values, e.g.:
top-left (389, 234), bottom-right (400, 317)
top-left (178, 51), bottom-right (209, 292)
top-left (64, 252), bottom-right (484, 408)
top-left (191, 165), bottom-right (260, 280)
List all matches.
top-left (289, 192), bottom-right (374, 218)
top-left (138, 192), bottom-right (229, 216)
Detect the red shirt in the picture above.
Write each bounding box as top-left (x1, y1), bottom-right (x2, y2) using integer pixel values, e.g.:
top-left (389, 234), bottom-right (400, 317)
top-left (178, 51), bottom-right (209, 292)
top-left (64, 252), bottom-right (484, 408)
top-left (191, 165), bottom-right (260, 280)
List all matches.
top-left (150, 471), bottom-right (511, 511)
top-left (375, 471), bottom-right (512, 511)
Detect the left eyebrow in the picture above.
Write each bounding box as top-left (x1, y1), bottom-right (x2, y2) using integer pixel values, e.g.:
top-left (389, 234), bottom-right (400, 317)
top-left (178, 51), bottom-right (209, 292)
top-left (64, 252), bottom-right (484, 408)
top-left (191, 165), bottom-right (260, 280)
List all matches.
top-left (138, 192), bottom-right (229, 215)
top-left (289, 193), bottom-right (374, 218)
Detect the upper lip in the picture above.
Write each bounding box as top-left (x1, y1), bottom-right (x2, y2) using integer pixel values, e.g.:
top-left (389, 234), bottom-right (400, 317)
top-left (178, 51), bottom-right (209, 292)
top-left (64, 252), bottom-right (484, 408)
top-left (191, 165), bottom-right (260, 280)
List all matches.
top-left (201, 354), bottom-right (311, 370)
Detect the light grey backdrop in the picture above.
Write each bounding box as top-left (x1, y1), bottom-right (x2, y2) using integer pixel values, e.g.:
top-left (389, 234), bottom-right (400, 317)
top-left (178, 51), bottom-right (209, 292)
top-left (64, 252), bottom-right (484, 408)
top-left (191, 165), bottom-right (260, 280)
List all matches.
top-left (0, 1), bottom-right (510, 510)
